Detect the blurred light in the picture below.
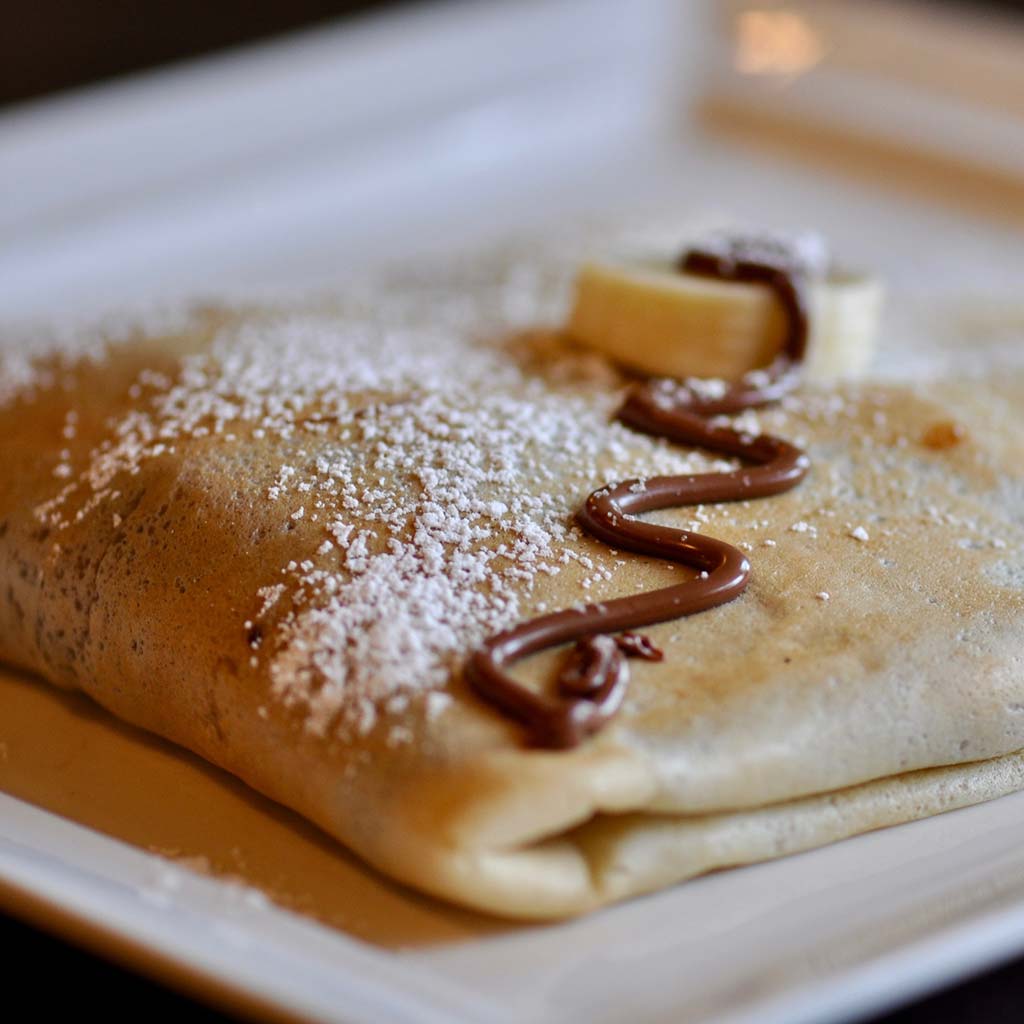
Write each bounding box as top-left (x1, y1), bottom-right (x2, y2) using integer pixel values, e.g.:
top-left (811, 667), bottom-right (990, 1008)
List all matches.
top-left (734, 9), bottom-right (825, 77)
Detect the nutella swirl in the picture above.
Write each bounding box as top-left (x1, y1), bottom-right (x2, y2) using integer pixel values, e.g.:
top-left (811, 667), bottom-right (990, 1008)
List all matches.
top-left (467, 239), bottom-right (814, 748)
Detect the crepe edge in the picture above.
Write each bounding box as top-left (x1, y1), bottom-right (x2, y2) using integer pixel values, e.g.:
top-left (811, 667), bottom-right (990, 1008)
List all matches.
top-left (368, 748), bottom-right (1024, 919)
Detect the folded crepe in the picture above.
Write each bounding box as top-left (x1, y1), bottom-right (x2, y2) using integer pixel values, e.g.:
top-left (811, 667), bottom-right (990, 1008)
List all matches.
top-left (2, 262), bottom-right (1023, 919)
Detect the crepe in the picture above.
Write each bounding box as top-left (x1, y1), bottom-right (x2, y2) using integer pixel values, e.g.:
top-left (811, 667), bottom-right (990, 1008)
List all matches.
top-left (2, 263), bottom-right (1023, 919)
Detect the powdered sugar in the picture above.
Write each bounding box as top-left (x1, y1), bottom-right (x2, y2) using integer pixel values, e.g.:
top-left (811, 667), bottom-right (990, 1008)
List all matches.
top-left (0, 304), bottom-right (201, 409)
top-left (23, 260), bottom-right (728, 739)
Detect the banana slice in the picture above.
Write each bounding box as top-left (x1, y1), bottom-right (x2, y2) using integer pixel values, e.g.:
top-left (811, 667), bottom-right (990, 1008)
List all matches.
top-left (567, 258), bottom-right (883, 382)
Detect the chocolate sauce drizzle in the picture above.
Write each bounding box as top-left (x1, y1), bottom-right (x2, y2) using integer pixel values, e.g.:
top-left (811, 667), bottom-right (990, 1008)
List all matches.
top-left (467, 241), bottom-right (813, 748)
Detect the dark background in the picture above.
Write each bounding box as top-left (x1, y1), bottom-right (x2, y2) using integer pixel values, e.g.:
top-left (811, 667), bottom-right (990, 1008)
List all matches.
top-left (2, 0), bottom-right (1024, 107)
top-left (4, 0), bottom-right (1024, 1021)
top-left (0, 0), bottom-right (411, 106)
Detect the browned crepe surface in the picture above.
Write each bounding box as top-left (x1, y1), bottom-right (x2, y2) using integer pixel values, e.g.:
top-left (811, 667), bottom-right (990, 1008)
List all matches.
top-left (2, 269), bottom-right (1023, 918)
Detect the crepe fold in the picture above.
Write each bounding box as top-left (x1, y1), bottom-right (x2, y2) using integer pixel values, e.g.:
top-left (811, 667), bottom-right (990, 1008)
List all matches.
top-left (2, 297), bottom-right (1023, 919)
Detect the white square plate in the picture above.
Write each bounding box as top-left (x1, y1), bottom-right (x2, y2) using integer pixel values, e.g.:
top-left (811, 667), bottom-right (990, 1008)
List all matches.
top-left (3, 2), bottom-right (1024, 1021)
